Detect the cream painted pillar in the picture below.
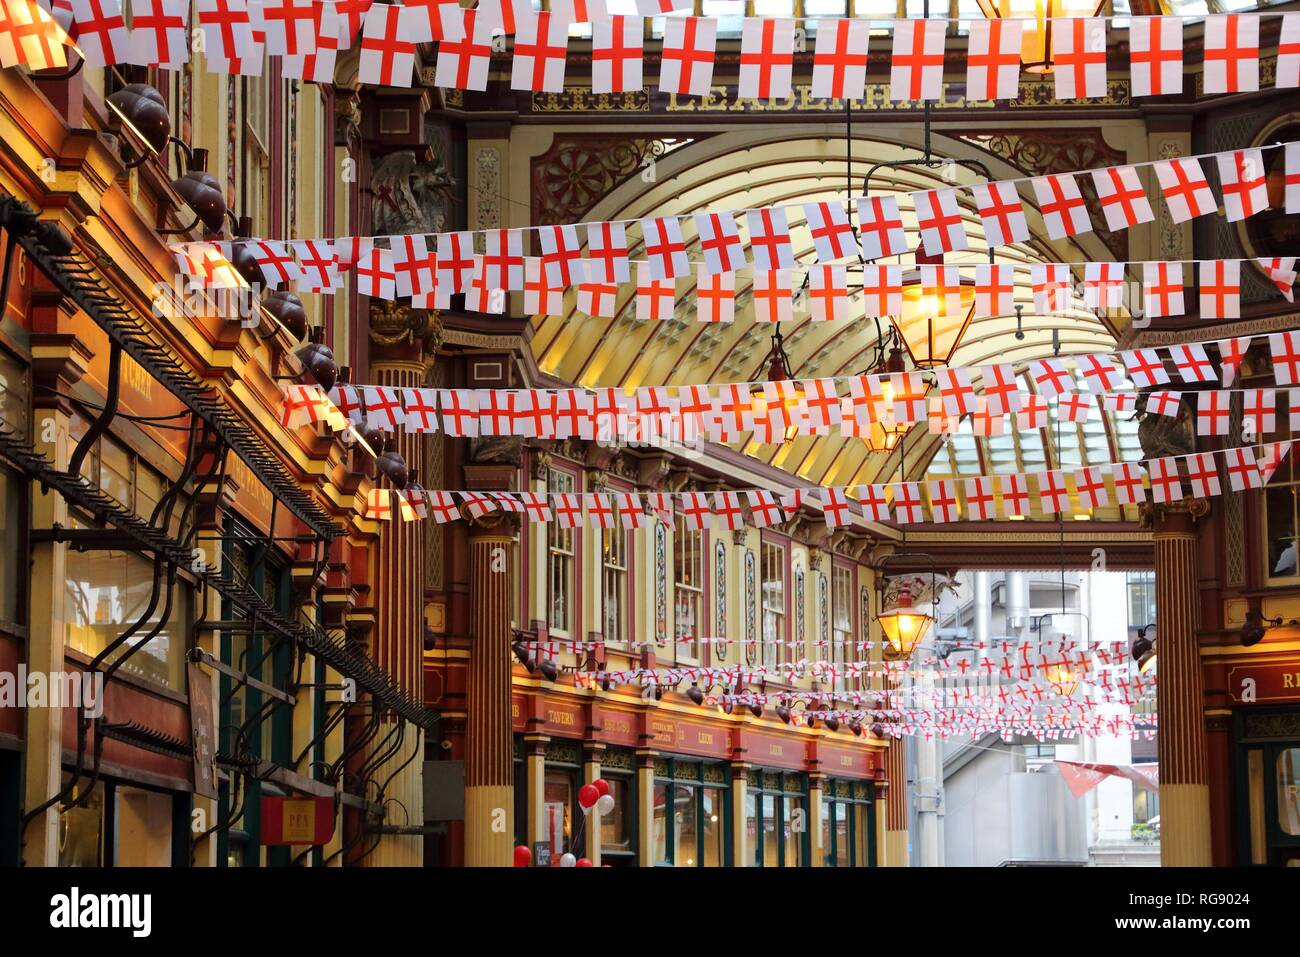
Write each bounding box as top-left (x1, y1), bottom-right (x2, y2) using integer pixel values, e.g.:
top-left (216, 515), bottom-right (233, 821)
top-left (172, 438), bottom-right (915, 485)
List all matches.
top-left (583, 742), bottom-right (604, 865)
top-left (637, 750), bottom-right (657, 866)
top-left (874, 795), bottom-right (889, 867)
top-left (525, 735), bottom-right (547, 855)
top-left (1154, 505), bottom-right (1213, 866)
top-left (21, 370), bottom-right (74, 866)
top-left (884, 739), bottom-right (910, 867)
top-left (731, 763), bottom-right (750, 867)
top-left (809, 776), bottom-right (826, 867)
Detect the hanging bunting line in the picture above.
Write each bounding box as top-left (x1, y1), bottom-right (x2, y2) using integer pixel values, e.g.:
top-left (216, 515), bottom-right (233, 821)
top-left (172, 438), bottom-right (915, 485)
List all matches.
top-left (282, 331), bottom-right (1300, 441)
top-left (349, 438), bottom-right (1293, 527)
top-left (20, 2), bottom-right (1300, 102)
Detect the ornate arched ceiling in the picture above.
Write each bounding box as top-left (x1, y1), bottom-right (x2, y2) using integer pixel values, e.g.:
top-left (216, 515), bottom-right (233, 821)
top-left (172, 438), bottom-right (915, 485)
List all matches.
top-left (528, 129), bottom-right (1142, 521)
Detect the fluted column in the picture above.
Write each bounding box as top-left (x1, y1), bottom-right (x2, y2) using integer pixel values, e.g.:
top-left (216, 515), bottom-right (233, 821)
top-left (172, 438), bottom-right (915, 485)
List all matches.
top-left (1154, 504), bottom-right (1213, 866)
top-left (465, 517), bottom-right (517, 866)
top-left (884, 737), bottom-right (909, 866)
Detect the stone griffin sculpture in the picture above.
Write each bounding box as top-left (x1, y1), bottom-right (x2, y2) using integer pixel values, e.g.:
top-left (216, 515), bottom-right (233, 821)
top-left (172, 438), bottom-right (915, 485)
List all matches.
top-left (370, 149), bottom-right (457, 236)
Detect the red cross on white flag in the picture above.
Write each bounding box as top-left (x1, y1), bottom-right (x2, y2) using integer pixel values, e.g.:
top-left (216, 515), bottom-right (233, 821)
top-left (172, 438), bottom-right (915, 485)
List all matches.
top-left (889, 18), bottom-right (945, 102)
top-left (1241, 388), bottom-right (1276, 437)
top-left (640, 216), bottom-right (690, 280)
top-left (1091, 165), bottom-right (1153, 231)
top-left (659, 15), bottom-right (716, 97)
top-left (616, 492), bottom-right (647, 529)
top-left (552, 390), bottom-right (592, 440)
top-left (1111, 463), bottom-right (1146, 506)
top-left (292, 240), bottom-right (340, 293)
top-left (822, 487), bottom-right (853, 528)
top-left (808, 264), bottom-right (848, 322)
top-left (980, 363), bottom-right (1023, 417)
top-left (356, 243), bottom-right (396, 300)
top-left (280, 0), bottom-right (343, 82)
top-left (479, 228), bottom-right (524, 291)
top-left (1199, 260), bottom-right (1240, 320)
top-left (127, 0), bottom-right (188, 68)
top-left (1033, 469), bottom-right (1070, 515)
top-left (1259, 257), bottom-right (1298, 302)
top-left (936, 367), bottom-right (976, 418)
top-left (280, 384), bottom-right (327, 428)
top-left (801, 378), bottom-right (842, 433)
top-left (974, 263), bottom-right (1015, 318)
top-left (552, 493), bottom-right (585, 528)
top-left (635, 261), bottom-right (676, 321)
top-left (693, 212), bottom-right (746, 275)
top-left (69, 0), bottom-right (130, 67)
top-left (1120, 348), bottom-right (1170, 389)
top-left (585, 221), bottom-right (629, 284)
top-left (1259, 441), bottom-right (1293, 485)
top-left (1145, 389), bottom-right (1182, 419)
top-left (176, 243), bottom-right (243, 289)
top-left (1059, 391), bottom-right (1094, 424)
top-left (329, 384), bottom-right (363, 426)
top-left (1082, 262), bottom-right (1125, 311)
top-left (712, 491), bottom-right (745, 531)
top-left (1224, 446), bottom-right (1263, 492)
top-left (551, 0), bottom-right (606, 24)
top-left (1128, 15), bottom-right (1182, 97)
top-left (258, 0), bottom-right (316, 56)
top-left (746, 206), bottom-right (796, 271)
top-left (855, 194), bottom-right (907, 262)
top-left (678, 491), bottom-right (712, 531)
top-left (592, 14), bottom-right (642, 94)
top-left (962, 476), bottom-right (997, 521)
top-left (913, 188), bottom-right (968, 256)
top-left (1217, 149), bottom-right (1268, 222)
top-left (1076, 353), bottom-right (1122, 393)
top-left (1142, 260), bottom-right (1184, 318)
top-left (861, 264), bottom-right (903, 318)
top-left (1203, 14), bottom-right (1259, 95)
top-left (361, 385), bottom-right (403, 431)
top-left (696, 266), bottom-right (735, 323)
top-left (1030, 173), bottom-right (1091, 240)
top-left (1270, 332), bottom-right (1300, 387)
top-left (890, 482), bottom-right (925, 524)
top-left (1280, 14), bottom-right (1300, 89)
top-left (738, 17), bottom-right (794, 99)
top-left (752, 269), bottom-right (793, 324)
top-left (804, 201), bottom-right (855, 263)
top-left (577, 278), bottom-right (620, 318)
top-left (333, 0), bottom-right (371, 42)
top-left (403, 0), bottom-right (465, 43)
top-left (1030, 263), bottom-right (1072, 314)
top-left (511, 10), bottom-right (569, 92)
top-left (389, 234), bottom-right (435, 299)
top-left (476, 0), bottom-right (531, 35)
top-left (1074, 467), bottom-right (1110, 509)
top-left (1016, 393), bottom-right (1049, 430)
top-left (1195, 391), bottom-right (1231, 437)
top-left (401, 388), bottom-right (439, 433)
top-left (746, 490), bottom-right (783, 528)
top-left (972, 181), bottom-right (1028, 249)
top-left (812, 18), bottom-right (870, 100)
top-left (522, 257), bottom-right (562, 315)
top-left (243, 240), bottom-right (301, 287)
top-left (1001, 472), bottom-right (1030, 517)
top-left (1152, 157), bottom-right (1215, 223)
top-left (1169, 342), bottom-right (1215, 384)
top-left (539, 223), bottom-right (587, 288)
top-left (197, 0), bottom-right (258, 75)
top-left (965, 18), bottom-right (1022, 101)
top-left (435, 9), bottom-right (493, 90)
top-left (365, 489), bottom-right (393, 521)
top-left (436, 388), bottom-right (479, 437)
top-left (1185, 451), bottom-right (1222, 498)
top-left (1052, 17), bottom-right (1107, 99)
top-left (856, 484), bottom-right (889, 522)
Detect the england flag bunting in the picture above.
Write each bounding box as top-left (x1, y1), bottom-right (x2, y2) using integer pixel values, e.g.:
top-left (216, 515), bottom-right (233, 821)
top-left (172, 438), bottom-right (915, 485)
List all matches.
top-left (1128, 15), bottom-right (1182, 97)
top-left (592, 14), bottom-right (642, 94)
top-left (696, 267), bottom-right (735, 323)
top-left (259, 0), bottom-right (319, 56)
top-left (861, 264), bottom-right (903, 319)
top-left (586, 221), bottom-right (630, 284)
top-left (1082, 262), bottom-right (1124, 311)
top-left (333, 0), bottom-right (372, 42)
top-left (1146, 390), bottom-right (1182, 418)
top-left (435, 231), bottom-right (474, 293)
top-left (539, 223), bottom-right (587, 288)
top-left (329, 383), bottom-right (363, 425)
top-left (635, 261), bottom-right (676, 321)
top-left (937, 367), bottom-right (976, 418)
top-left (640, 216), bottom-right (690, 280)
top-left (965, 18), bottom-right (1022, 101)
top-left (196, 0), bottom-right (258, 75)
top-left (1199, 260), bottom-right (1240, 320)
top-left (511, 10), bottom-right (568, 92)
top-left (1142, 261), bottom-right (1184, 318)
top-left (1053, 17), bottom-right (1107, 99)
top-left (365, 488), bottom-right (392, 521)
top-left (738, 17), bottom-right (794, 99)
top-left (817, 488), bottom-right (850, 529)
top-left (585, 493), bottom-right (616, 529)
top-left (974, 263), bottom-right (1015, 318)
top-left (1120, 348), bottom-right (1170, 389)
top-left (522, 257), bottom-right (562, 315)
top-left (913, 188), bottom-right (968, 256)
top-left (889, 18), bottom-right (945, 102)
top-left (403, 0), bottom-right (466, 42)
top-left (391, 234), bottom-right (437, 299)
top-left (1112, 463), bottom-right (1146, 506)
top-left (659, 16), bottom-right (716, 97)
top-left (128, 0), bottom-right (188, 68)
top-left (1203, 14), bottom-right (1259, 95)
top-left (1241, 388), bottom-right (1276, 437)
top-left (1034, 469), bottom-right (1070, 514)
top-left (694, 211), bottom-right (747, 275)
top-left (69, 0), bottom-right (130, 66)
top-left (1214, 336), bottom-right (1248, 387)
top-left (1259, 442), bottom-right (1293, 484)
top-left (1196, 391), bottom-right (1231, 437)
top-left (1075, 466), bottom-right (1110, 509)
top-left (804, 201), bottom-right (856, 263)
top-left (435, 9), bottom-right (493, 91)
top-left (1092, 165), bottom-right (1154, 232)
top-left (577, 277), bottom-right (619, 318)
top-left (808, 265), bottom-right (847, 322)
top-left (1169, 342), bottom-right (1215, 383)
top-left (1153, 157), bottom-right (1215, 223)
top-left (1077, 352), bottom-right (1122, 393)
top-left (1270, 331), bottom-right (1300, 386)
top-left (1186, 452), bottom-right (1222, 498)
top-left (1017, 393), bottom-right (1049, 430)
top-left (746, 490), bottom-right (782, 528)
top-left (280, 383), bottom-right (327, 428)
top-left (856, 195), bottom-right (908, 261)
top-left (1224, 447), bottom-right (1262, 492)
top-left (858, 484), bottom-right (889, 522)
top-left (963, 476), bottom-right (997, 521)
top-left (244, 240), bottom-right (301, 287)
top-left (1031, 174), bottom-right (1091, 240)
top-left (891, 483), bottom-right (924, 525)
top-left (752, 269), bottom-right (793, 324)
top-left (746, 207), bottom-right (796, 271)
top-left (355, 243), bottom-right (395, 299)
top-left (281, 1), bottom-right (343, 83)
top-left (980, 363), bottom-right (1022, 417)
top-left (928, 481), bottom-right (959, 523)
top-left (617, 491), bottom-right (647, 529)
top-left (1217, 149), bottom-right (1269, 222)
top-left (1280, 14), bottom-right (1300, 90)
top-left (812, 18), bottom-right (870, 101)
top-left (482, 228), bottom-right (525, 291)
top-left (1030, 263), bottom-right (1072, 314)
top-left (1260, 257), bottom-right (1298, 301)
top-left (1001, 473), bottom-right (1030, 517)
top-left (476, 0), bottom-right (531, 35)
top-left (402, 387), bottom-right (439, 433)
top-left (972, 180), bottom-right (1028, 249)
top-left (552, 0), bottom-right (607, 24)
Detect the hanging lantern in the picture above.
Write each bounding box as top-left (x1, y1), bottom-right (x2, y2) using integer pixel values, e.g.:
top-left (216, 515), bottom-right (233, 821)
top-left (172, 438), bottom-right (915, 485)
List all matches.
top-left (892, 250), bottom-right (977, 369)
top-left (1044, 660), bottom-right (1082, 697)
top-left (974, 0), bottom-right (1108, 75)
top-left (861, 341), bottom-right (908, 453)
top-left (876, 585), bottom-right (933, 660)
top-left (749, 328), bottom-right (805, 444)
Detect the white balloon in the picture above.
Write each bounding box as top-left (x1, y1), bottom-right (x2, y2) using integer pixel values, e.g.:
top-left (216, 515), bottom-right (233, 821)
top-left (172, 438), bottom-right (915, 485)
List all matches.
top-left (595, 794), bottom-right (615, 816)
top-left (559, 853), bottom-right (577, 868)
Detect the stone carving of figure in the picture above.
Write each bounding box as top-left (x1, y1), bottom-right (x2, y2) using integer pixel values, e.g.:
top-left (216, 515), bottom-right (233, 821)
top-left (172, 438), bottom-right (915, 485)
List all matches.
top-left (370, 150), bottom-right (457, 236)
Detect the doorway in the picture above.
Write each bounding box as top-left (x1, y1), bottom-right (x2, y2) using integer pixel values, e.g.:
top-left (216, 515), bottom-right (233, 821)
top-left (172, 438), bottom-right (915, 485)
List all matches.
top-left (1235, 707), bottom-right (1300, 866)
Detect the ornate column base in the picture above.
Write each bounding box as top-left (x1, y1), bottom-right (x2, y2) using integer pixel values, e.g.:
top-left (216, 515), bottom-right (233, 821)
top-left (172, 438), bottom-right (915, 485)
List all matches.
top-left (884, 830), bottom-right (910, 867)
top-left (465, 786), bottom-right (514, 867)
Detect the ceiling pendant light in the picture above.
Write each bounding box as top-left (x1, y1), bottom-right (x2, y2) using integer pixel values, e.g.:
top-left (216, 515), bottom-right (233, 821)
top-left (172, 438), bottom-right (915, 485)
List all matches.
top-left (749, 326), bottom-right (804, 444)
top-left (892, 247), bottom-right (978, 370)
top-left (876, 584), bottom-right (934, 660)
top-left (974, 0), bottom-right (1108, 75)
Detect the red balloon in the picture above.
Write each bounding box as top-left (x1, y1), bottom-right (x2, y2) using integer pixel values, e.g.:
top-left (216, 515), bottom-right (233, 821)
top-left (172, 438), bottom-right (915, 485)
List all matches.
top-left (576, 857), bottom-right (593, 867)
top-left (514, 845), bottom-right (532, 868)
top-left (593, 779), bottom-right (611, 797)
top-left (578, 784), bottom-right (600, 809)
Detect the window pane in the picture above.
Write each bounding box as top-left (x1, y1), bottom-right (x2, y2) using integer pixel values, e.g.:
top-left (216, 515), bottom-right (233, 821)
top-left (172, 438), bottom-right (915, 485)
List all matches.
top-left (763, 794), bottom-right (779, 867)
top-left (746, 792), bottom-right (759, 866)
top-left (821, 798), bottom-right (833, 865)
top-left (544, 773), bottom-right (574, 857)
top-left (600, 777), bottom-right (633, 853)
top-left (702, 0), bottom-right (744, 38)
top-left (835, 801), bottom-right (850, 867)
top-left (1278, 749), bottom-right (1300, 836)
top-left (1266, 484), bottom-right (1299, 578)
top-left (784, 795), bottom-right (803, 866)
top-left (702, 787), bottom-right (724, 866)
top-left (675, 784), bottom-right (698, 866)
top-left (654, 784), bottom-right (671, 863)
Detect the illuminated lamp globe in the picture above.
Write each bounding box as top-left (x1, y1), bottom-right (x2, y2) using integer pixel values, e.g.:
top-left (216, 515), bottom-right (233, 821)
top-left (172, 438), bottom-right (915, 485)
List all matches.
top-left (973, 0), bottom-right (1108, 75)
top-left (876, 585), bottom-right (933, 660)
top-left (892, 252), bottom-right (978, 369)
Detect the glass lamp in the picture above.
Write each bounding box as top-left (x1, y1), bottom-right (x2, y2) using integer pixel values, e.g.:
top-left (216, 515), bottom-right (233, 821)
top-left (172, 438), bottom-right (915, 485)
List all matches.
top-left (877, 586), bottom-right (934, 659)
top-left (973, 0), bottom-right (1109, 75)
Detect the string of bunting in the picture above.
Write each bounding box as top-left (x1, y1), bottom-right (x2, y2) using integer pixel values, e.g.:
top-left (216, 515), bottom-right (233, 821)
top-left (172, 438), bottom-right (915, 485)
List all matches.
top-left (350, 438), bottom-right (1294, 525)
top-left (282, 330), bottom-right (1300, 441)
top-left (12, 1), bottom-right (1300, 101)
top-left (173, 140), bottom-right (1300, 307)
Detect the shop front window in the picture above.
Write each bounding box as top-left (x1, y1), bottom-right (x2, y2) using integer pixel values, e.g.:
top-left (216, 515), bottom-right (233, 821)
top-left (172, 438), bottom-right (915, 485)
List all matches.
top-left (603, 523), bottom-right (628, 645)
top-left (762, 542), bottom-right (786, 669)
top-left (654, 759), bottom-right (728, 866)
top-left (821, 782), bottom-right (876, 866)
top-left (1279, 749), bottom-right (1300, 837)
top-left (599, 775), bottom-right (635, 860)
top-left (832, 564), bottom-right (854, 690)
top-left (674, 515), bottom-right (703, 657)
top-left (750, 771), bottom-right (808, 867)
top-left (544, 770), bottom-right (575, 859)
top-left (548, 470), bottom-right (575, 634)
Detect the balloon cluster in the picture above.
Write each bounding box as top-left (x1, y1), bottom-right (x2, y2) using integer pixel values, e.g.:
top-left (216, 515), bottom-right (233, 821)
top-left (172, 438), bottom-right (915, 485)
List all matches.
top-left (513, 778), bottom-right (616, 868)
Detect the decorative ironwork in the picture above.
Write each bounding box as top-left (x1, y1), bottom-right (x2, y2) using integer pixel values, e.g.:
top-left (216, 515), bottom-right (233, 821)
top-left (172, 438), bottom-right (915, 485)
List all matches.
top-left (530, 135), bottom-right (690, 228)
top-left (715, 541), bottom-right (727, 639)
top-left (796, 566), bottom-right (806, 648)
top-left (820, 572), bottom-right (829, 649)
top-left (655, 521), bottom-right (667, 645)
top-left (745, 548), bottom-right (756, 667)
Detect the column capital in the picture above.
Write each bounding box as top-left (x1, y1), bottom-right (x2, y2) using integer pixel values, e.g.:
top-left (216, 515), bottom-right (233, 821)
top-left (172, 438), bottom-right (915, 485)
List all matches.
top-left (1144, 497), bottom-right (1210, 537)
